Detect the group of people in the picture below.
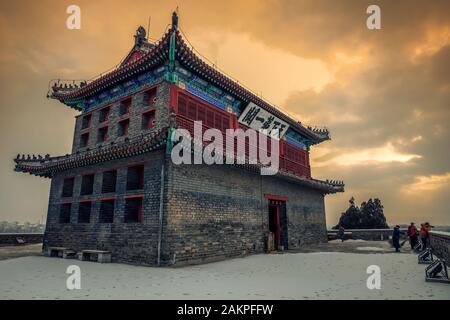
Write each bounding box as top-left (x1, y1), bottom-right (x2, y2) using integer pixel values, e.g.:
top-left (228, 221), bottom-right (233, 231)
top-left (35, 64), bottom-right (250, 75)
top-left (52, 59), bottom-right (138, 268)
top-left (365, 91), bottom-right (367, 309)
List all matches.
top-left (392, 222), bottom-right (433, 252)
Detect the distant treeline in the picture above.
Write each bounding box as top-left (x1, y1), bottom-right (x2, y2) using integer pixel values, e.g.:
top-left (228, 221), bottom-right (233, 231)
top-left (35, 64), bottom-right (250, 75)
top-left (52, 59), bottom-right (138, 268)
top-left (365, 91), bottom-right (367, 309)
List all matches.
top-left (0, 221), bottom-right (45, 233)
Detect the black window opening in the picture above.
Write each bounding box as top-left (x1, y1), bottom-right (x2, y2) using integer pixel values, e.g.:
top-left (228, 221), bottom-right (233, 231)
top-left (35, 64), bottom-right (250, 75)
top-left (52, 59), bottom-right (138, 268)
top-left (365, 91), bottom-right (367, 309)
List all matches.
top-left (78, 201), bottom-right (92, 223)
top-left (99, 107), bottom-right (110, 123)
top-left (80, 132), bottom-right (89, 148)
top-left (126, 165), bottom-right (144, 190)
top-left (59, 203), bottom-right (72, 223)
top-left (119, 98), bottom-right (131, 116)
top-left (81, 114), bottom-right (91, 129)
top-left (124, 197), bottom-right (143, 223)
top-left (97, 126), bottom-right (108, 143)
top-left (61, 177), bottom-right (74, 197)
top-left (99, 199), bottom-right (115, 223)
top-left (80, 174), bottom-right (95, 195)
top-left (142, 110), bottom-right (155, 129)
top-left (102, 170), bottom-right (117, 193)
top-left (118, 119), bottom-right (130, 137)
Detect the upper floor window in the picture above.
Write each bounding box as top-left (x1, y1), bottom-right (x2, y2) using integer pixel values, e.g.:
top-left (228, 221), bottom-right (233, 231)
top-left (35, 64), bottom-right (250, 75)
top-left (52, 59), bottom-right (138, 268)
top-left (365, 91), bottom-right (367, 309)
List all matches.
top-left (177, 94), bottom-right (232, 132)
top-left (118, 119), bottom-right (130, 137)
top-left (80, 174), bottom-right (95, 195)
top-left (142, 110), bottom-right (155, 130)
top-left (144, 87), bottom-right (157, 107)
top-left (126, 165), bottom-right (144, 190)
top-left (59, 203), bottom-right (72, 224)
top-left (99, 107), bottom-right (110, 123)
top-left (119, 98), bottom-right (132, 116)
top-left (80, 132), bottom-right (89, 148)
top-left (97, 126), bottom-right (108, 143)
top-left (102, 170), bottom-right (117, 193)
top-left (81, 114), bottom-right (91, 129)
top-left (61, 177), bottom-right (75, 197)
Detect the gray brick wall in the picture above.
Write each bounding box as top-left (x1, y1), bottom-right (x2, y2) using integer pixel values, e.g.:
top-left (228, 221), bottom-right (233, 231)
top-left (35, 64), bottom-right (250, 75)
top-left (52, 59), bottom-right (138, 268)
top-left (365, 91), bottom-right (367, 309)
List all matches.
top-left (44, 150), bottom-right (165, 265)
top-left (161, 162), bottom-right (327, 266)
top-left (43, 153), bottom-right (327, 266)
top-left (72, 81), bottom-right (170, 153)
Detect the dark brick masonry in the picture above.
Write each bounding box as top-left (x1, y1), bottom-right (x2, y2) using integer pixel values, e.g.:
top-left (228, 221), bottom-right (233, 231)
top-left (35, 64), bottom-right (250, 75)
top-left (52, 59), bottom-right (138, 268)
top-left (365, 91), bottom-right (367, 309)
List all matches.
top-left (44, 153), bottom-right (327, 266)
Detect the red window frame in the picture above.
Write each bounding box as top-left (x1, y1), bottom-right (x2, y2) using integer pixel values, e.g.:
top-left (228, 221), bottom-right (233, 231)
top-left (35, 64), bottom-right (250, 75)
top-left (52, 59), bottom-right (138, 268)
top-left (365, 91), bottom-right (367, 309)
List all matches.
top-left (142, 110), bottom-right (155, 129)
top-left (97, 125), bottom-right (109, 143)
top-left (80, 132), bottom-right (90, 148)
top-left (264, 194), bottom-right (289, 202)
top-left (124, 195), bottom-right (144, 223)
top-left (118, 118), bottom-right (130, 136)
top-left (144, 87), bottom-right (157, 107)
top-left (81, 114), bottom-right (92, 130)
top-left (120, 98), bottom-right (132, 115)
top-left (99, 106), bottom-right (111, 123)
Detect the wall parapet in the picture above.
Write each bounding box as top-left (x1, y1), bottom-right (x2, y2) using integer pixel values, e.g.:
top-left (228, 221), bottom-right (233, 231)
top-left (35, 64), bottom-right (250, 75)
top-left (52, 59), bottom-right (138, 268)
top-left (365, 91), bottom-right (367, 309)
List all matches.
top-left (430, 231), bottom-right (450, 262)
top-left (328, 228), bottom-right (407, 241)
top-left (0, 233), bottom-right (44, 246)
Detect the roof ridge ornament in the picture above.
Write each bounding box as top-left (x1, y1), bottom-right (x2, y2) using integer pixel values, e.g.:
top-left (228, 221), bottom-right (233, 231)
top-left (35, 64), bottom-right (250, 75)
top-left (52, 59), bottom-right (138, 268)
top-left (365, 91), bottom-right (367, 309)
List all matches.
top-left (172, 10), bottom-right (178, 30)
top-left (134, 26), bottom-right (147, 48)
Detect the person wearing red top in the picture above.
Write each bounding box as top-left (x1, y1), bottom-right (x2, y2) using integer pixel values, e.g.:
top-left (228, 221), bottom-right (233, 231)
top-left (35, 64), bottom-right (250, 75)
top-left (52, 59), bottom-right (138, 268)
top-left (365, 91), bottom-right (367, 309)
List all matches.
top-left (407, 222), bottom-right (418, 249)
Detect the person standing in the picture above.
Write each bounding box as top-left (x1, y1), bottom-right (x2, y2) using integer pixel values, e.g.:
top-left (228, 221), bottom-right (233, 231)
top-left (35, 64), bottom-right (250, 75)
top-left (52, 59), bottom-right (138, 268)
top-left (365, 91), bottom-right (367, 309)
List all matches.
top-left (423, 222), bottom-right (433, 249)
top-left (392, 225), bottom-right (402, 252)
top-left (419, 223), bottom-right (427, 250)
top-left (337, 225), bottom-right (345, 242)
top-left (408, 222), bottom-right (418, 249)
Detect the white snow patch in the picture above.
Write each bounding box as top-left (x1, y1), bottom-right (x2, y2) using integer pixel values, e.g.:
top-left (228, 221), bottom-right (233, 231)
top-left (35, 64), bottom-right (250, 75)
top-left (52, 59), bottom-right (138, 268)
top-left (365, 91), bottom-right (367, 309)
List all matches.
top-left (356, 247), bottom-right (388, 252)
top-left (329, 239), bottom-right (368, 243)
top-left (0, 253), bottom-right (449, 300)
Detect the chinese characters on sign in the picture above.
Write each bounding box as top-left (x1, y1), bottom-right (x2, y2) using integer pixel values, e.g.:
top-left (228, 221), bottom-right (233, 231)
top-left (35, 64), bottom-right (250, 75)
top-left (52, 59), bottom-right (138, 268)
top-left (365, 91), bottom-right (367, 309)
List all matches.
top-left (238, 102), bottom-right (290, 139)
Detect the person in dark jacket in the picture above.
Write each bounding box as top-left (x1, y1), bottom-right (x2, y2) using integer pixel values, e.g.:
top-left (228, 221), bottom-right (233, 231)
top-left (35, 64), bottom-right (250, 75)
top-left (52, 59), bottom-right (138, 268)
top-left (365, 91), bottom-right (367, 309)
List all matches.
top-left (392, 225), bottom-right (402, 252)
top-left (407, 222), bottom-right (418, 249)
top-left (336, 225), bottom-right (345, 242)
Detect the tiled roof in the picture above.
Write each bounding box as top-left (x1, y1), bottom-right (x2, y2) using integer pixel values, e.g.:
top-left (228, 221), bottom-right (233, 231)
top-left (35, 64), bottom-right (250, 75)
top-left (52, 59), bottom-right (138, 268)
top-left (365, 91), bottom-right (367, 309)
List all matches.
top-left (50, 24), bottom-right (329, 142)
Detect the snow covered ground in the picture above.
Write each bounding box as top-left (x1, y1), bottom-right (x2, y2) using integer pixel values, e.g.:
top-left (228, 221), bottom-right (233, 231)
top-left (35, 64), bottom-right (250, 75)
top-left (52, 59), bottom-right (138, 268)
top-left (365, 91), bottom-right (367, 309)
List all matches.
top-left (1, 251), bottom-right (449, 300)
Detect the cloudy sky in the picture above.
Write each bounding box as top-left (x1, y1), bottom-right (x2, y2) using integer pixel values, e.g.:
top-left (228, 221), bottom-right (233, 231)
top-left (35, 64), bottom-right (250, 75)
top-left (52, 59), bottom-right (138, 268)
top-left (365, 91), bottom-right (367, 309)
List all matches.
top-left (0, 0), bottom-right (449, 226)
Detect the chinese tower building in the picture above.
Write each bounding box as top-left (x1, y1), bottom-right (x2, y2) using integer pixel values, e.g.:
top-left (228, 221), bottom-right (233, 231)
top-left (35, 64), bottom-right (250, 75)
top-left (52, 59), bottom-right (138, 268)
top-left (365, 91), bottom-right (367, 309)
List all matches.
top-left (14, 12), bottom-right (344, 266)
